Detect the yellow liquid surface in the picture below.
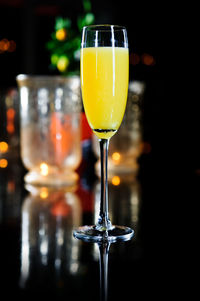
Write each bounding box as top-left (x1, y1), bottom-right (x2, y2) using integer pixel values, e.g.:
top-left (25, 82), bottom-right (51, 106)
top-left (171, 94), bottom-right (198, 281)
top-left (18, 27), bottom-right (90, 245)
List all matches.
top-left (81, 47), bottom-right (129, 139)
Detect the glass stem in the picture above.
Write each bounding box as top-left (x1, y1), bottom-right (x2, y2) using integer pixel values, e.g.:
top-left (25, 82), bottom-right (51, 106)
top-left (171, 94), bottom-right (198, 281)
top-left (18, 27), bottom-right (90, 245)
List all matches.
top-left (96, 138), bottom-right (112, 232)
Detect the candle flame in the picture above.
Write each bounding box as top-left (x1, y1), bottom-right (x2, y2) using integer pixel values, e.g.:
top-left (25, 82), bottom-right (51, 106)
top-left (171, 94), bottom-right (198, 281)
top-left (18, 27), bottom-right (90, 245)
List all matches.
top-left (40, 163), bottom-right (49, 176)
top-left (40, 188), bottom-right (49, 199)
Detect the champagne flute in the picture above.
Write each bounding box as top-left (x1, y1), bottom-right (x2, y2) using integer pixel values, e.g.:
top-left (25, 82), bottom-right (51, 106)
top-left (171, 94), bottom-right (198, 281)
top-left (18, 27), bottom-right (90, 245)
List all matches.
top-left (73, 25), bottom-right (134, 242)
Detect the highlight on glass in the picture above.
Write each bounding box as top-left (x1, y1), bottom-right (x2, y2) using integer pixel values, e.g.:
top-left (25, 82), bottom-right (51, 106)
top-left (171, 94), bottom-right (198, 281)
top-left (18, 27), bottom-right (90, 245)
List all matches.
top-left (73, 25), bottom-right (134, 242)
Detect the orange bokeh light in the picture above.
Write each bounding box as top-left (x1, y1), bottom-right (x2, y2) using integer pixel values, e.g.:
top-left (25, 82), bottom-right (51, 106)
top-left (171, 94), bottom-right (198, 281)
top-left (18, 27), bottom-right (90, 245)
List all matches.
top-left (112, 176), bottom-right (121, 186)
top-left (141, 53), bottom-right (155, 66)
top-left (56, 28), bottom-right (67, 41)
top-left (7, 108), bottom-right (15, 119)
top-left (0, 39), bottom-right (16, 53)
top-left (6, 108), bottom-right (15, 134)
top-left (0, 141), bottom-right (9, 153)
top-left (0, 159), bottom-right (8, 168)
top-left (6, 124), bottom-right (15, 134)
top-left (112, 152), bottom-right (121, 163)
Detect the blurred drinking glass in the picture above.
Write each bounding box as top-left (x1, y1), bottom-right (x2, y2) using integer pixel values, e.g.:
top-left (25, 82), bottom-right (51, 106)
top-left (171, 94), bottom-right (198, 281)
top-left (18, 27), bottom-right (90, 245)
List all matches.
top-left (16, 75), bottom-right (82, 187)
top-left (93, 81), bottom-right (145, 177)
top-left (20, 184), bottom-right (82, 288)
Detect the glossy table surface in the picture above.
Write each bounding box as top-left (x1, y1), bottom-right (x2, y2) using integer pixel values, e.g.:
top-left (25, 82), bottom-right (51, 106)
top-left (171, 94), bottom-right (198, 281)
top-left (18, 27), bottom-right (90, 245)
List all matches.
top-left (0, 139), bottom-right (190, 300)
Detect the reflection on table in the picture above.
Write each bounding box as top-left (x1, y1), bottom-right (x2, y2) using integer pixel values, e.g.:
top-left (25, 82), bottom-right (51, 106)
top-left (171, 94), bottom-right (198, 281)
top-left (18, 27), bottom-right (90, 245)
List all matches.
top-left (0, 148), bottom-right (144, 300)
top-left (20, 184), bottom-right (82, 288)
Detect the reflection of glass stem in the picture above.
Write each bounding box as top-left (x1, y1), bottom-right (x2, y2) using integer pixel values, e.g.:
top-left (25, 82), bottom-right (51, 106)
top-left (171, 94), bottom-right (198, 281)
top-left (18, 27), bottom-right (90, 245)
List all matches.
top-left (98, 241), bottom-right (110, 301)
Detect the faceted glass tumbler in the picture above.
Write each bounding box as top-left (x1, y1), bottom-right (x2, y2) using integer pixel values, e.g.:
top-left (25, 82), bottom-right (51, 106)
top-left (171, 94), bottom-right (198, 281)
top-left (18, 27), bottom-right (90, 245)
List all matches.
top-left (16, 75), bottom-right (82, 187)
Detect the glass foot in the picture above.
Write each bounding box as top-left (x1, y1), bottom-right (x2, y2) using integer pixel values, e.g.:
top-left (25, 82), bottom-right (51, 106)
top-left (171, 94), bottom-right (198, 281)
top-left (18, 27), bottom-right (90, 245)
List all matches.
top-left (73, 225), bottom-right (134, 242)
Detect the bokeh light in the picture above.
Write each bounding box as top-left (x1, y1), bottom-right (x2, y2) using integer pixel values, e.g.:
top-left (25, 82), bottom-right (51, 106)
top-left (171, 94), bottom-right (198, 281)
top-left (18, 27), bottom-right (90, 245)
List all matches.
top-left (111, 176), bottom-right (121, 186)
top-left (0, 141), bottom-right (9, 153)
top-left (56, 28), bottom-right (67, 41)
top-left (112, 152), bottom-right (121, 163)
top-left (0, 158), bottom-right (8, 168)
top-left (0, 39), bottom-right (16, 54)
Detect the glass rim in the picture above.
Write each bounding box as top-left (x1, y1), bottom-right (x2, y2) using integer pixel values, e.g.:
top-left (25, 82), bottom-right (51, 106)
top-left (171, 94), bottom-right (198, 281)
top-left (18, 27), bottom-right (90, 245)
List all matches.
top-left (16, 74), bottom-right (80, 86)
top-left (82, 24), bottom-right (127, 32)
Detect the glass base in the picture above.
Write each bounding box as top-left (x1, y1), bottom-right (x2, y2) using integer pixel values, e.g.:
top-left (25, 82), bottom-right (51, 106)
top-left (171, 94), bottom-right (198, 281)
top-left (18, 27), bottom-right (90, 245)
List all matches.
top-left (73, 225), bottom-right (134, 242)
top-left (24, 170), bottom-right (79, 187)
top-left (95, 159), bottom-right (139, 178)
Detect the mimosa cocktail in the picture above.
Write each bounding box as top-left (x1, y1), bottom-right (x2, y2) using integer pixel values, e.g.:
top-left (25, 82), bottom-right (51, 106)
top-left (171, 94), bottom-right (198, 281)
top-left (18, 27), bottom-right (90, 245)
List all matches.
top-left (81, 47), bottom-right (129, 139)
top-left (73, 25), bottom-right (134, 242)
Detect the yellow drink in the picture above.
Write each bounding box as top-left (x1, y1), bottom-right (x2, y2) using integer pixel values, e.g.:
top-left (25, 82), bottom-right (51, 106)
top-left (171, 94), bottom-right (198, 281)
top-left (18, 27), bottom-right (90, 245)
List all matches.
top-left (81, 47), bottom-right (129, 139)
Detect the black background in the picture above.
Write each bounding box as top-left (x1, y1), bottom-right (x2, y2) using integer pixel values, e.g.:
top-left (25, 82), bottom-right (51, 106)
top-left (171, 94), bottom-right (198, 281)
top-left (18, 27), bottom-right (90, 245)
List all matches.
top-left (0, 1), bottom-right (196, 300)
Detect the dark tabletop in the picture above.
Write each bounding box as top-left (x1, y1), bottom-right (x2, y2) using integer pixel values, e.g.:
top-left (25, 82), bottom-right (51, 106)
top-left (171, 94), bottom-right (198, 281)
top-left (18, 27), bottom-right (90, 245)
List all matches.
top-left (0, 77), bottom-right (196, 300)
top-left (1, 135), bottom-right (192, 301)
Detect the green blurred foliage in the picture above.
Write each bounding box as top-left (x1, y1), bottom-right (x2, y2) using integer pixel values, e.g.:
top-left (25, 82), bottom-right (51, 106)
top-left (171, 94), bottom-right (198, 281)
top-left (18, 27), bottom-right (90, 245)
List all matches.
top-left (46, 0), bottom-right (95, 75)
